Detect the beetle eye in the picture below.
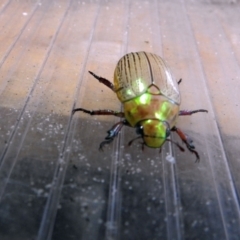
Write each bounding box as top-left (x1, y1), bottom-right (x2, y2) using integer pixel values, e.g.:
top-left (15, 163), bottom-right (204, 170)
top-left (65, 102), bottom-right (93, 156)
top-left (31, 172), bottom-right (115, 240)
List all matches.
top-left (166, 128), bottom-right (170, 138)
top-left (136, 125), bottom-right (143, 135)
top-left (162, 121), bottom-right (170, 138)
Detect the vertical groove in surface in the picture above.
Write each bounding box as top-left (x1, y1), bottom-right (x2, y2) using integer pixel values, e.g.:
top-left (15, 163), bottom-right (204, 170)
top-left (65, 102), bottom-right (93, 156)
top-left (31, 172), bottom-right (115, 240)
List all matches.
top-left (155, 3), bottom-right (183, 238)
top-left (0, 0), bottom-right (41, 68)
top-left (0, 0), bottom-right (51, 97)
top-left (0, 0), bottom-right (73, 201)
top-left (182, 0), bottom-right (240, 239)
top-left (0, 0), bottom-right (11, 15)
top-left (157, 1), bottom-right (183, 239)
top-left (0, 0), bottom-right (42, 165)
top-left (105, 0), bottom-right (130, 239)
top-left (36, 2), bottom-right (101, 240)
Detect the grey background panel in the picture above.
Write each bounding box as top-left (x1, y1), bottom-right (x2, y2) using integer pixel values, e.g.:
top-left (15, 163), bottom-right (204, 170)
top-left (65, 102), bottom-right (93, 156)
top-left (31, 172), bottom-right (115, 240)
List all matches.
top-left (0, 0), bottom-right (240, 239)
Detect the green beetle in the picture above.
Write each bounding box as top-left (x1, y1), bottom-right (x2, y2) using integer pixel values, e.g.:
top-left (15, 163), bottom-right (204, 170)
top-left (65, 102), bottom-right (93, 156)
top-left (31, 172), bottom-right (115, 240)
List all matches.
top-left (73, 52), bottom-right (207, 160)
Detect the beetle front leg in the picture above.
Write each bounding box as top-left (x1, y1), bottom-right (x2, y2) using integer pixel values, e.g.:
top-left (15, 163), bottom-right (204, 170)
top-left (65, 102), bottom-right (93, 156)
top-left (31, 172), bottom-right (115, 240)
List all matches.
top-left (72, 108), bottom-right (125, 118)
top-left (89, 71), bottom-right (115, 92)
top-left (99, 120), bottom-right (128, 151)
top-left (171, 126), bottom-right (200, 162)
top-left (179, 109), bottom-right (208, 116)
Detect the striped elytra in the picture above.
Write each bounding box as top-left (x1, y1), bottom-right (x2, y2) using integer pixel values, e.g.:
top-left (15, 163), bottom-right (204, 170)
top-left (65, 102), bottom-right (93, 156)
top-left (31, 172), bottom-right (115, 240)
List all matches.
top-left (114, 52), bottom-right (180, 104)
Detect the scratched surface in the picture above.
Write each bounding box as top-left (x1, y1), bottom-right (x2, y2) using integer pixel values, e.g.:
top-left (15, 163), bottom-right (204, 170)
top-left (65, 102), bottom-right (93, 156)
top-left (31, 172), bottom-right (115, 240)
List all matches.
top-left (0, 0), bottom-right (240, 239)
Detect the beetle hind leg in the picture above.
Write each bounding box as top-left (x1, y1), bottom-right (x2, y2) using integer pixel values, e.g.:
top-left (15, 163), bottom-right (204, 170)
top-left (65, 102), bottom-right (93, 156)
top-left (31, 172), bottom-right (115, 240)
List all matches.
top-left (171, 126), bottom-right (200, 162)
top-left (89, 71), bottom-right (115, 92)
top-left (179, 109), bottom-right (208, 116)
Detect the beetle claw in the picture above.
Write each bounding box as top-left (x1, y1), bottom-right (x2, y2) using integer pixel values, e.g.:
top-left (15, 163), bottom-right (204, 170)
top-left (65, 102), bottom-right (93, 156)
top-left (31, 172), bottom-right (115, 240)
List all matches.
top-left (99, 139), bottom-right (113, 151)
top-left (186, 145), bottom-right (200, 162)
top-left (128, 136), bottom-right (142, 146)
top-left (194, 152), bottom-right (200, 163)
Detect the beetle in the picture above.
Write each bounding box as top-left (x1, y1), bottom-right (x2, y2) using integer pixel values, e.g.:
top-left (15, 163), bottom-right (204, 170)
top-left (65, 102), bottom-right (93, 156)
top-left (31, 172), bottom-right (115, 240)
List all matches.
top-left (72, 52), bottom-right (208, 161)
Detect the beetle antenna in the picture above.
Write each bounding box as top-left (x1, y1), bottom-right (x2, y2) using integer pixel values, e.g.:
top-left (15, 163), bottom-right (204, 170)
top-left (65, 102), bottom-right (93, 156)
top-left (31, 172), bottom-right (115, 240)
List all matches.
top-left (166, 139), bottom-right (185, 152)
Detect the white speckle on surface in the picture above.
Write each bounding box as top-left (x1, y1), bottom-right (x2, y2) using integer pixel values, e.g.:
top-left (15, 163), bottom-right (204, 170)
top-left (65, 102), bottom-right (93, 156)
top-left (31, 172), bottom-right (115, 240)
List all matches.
top-left (166, 154), bottom-right (175, 163)
top-left (206, 200), bottom-right (211, 205)
top-left (33, 188), bottom-right (44, 196)
top-left (45, 184), bottom-right (52, 189)
top-left (98, 218), bottom-right (103, 224)
top-left (22, 12), bottom-right (28, 16)
top-left (136, 168), bottom-right (141, 173)
top-left (204, 227), bottom-right (209, 232)
top-left (191, 220), bottom-right (198, 227)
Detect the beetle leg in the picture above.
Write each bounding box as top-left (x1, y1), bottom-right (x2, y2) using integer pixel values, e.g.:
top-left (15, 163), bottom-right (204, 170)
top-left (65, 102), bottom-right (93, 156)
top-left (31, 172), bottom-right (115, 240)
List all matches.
top-left (99, 120), bottom-right (128, 151)
top-left (178, 78), bottom-right (182, 85)
top-left (128, 136), bottom-right (142, 146)
top-left (89, 71), bottom-right (115, 92)
top-left (72, 108), bottom-right (125, 118)
top-left (165, 139), bottom-right (185, 152)
top-left (171, 126), bottom-right (200, 162)
top-left (179, 109), bottom-right (208, 116)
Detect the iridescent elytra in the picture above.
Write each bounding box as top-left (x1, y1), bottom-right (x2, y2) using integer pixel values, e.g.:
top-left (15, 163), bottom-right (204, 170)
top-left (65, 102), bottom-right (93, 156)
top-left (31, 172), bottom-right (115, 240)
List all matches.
top-left (73, 52), bottom-right (208, 161)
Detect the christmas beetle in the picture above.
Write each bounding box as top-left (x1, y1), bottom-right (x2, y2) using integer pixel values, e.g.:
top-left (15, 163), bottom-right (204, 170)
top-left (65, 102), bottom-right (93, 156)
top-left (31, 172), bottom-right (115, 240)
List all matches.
top-left (73, 52), bottom-right (207, 161)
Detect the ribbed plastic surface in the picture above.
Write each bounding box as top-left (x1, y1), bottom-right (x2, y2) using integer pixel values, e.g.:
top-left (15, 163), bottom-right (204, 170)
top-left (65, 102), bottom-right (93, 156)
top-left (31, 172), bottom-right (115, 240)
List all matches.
top-left (0, 0), bottom-right (240, 239)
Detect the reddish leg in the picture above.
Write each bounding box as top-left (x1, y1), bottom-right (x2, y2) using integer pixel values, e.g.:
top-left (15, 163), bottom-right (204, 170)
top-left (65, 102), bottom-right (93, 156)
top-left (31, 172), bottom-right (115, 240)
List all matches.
top-left (72, 108), bottom-right (125, 118)
top-left (179, 109), bottom-right (208, 116)
top-left (89, 71), bottom-right (115, 91)
top-left (171, 126), bottom-right (200, 162)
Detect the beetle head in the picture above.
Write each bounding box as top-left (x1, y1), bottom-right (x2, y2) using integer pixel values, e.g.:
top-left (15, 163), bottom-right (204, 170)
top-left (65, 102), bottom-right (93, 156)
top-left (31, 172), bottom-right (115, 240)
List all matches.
top-left (137, 119), bottom-right (170, 148)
